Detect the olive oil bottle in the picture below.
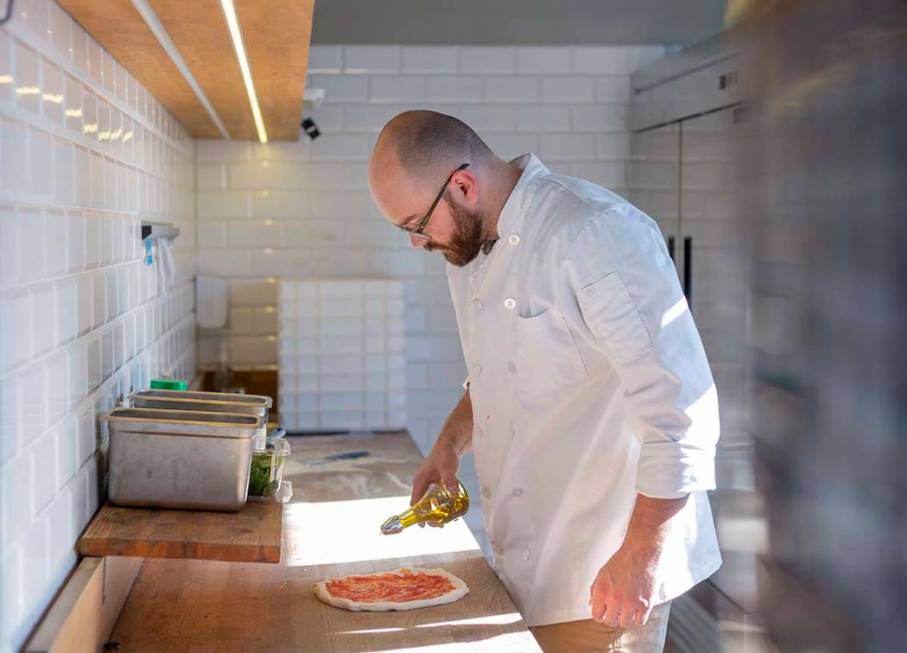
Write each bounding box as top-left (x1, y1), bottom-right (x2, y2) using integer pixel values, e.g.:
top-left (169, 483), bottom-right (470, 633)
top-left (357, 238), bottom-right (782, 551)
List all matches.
top-left (380, 481), bottom-right (470, 534)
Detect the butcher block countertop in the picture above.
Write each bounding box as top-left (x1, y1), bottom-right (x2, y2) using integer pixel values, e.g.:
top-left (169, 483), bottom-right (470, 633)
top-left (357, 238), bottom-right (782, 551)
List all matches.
top-left (108, 431), bottom-right (542, 651)
top-left (78, 501), bottom-right (282, 563)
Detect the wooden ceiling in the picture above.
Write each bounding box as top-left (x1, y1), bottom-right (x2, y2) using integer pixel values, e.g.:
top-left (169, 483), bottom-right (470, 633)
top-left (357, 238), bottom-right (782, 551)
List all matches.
top-left (59, 0), bottom-right (314, 141)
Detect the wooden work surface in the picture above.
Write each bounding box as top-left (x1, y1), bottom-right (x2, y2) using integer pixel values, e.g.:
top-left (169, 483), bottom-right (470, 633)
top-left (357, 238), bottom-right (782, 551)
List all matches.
top-left (79, 501), bottom-right (282, 563)
top-left (109, 431), bottom-right (541, 651)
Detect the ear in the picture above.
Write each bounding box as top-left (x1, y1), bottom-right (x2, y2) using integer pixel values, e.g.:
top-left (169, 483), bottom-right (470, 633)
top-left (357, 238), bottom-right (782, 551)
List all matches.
top-left (451, 169), bottom-right (479, 206)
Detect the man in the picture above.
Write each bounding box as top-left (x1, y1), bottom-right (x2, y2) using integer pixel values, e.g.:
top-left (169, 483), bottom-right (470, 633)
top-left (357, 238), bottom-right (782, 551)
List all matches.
top-left (368, 110), bottom-right (721, 652)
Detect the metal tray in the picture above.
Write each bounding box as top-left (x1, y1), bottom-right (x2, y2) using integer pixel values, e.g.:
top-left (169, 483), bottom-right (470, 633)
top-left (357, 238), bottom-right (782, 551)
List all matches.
top-left (129, 389), bottom-right (272, 416)
top-left (129, 390), bottom-right (272, 447)
top-left (104, 407), bottom-right (260, 512)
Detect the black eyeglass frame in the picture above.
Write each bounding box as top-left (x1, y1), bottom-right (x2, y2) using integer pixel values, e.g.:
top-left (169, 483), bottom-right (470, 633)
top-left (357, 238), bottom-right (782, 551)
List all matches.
top-left (397, 163), bottom-right (470, 239)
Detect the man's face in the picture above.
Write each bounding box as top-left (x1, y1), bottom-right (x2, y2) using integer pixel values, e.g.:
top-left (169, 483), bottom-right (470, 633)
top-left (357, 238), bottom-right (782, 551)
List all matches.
top-left (370, 162), bottom-right (486, 267)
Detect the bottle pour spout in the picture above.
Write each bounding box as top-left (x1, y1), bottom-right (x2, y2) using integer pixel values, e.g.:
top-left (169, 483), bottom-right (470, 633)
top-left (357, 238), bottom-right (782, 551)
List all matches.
top-left (381, 515), bottom-right (404, 535)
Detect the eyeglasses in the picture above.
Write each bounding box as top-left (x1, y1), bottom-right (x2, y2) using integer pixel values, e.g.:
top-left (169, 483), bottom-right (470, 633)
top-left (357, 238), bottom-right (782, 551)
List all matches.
top-left (396, 163), bottom-right (470, 241)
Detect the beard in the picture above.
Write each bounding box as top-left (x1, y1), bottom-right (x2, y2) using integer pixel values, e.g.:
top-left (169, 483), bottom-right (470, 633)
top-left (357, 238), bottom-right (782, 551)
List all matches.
top-left (426, 193), bottom-right (487, 267)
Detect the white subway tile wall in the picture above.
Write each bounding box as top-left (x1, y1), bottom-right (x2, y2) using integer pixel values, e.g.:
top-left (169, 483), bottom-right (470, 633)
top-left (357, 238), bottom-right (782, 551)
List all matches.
top-left (195, 44), bottom-right (664, 553)
top-left (278, 279), bottom-right (407, 432)
top-left (0, 3), bottom-right (196, 650)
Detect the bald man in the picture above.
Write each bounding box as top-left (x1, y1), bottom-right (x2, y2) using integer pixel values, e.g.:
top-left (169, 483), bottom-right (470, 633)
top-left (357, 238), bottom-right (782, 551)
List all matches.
top-left (369, 111), bottom-right (721, 653)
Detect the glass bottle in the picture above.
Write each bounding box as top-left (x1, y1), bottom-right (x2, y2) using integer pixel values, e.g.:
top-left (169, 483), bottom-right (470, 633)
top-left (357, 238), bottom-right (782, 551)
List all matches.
top-left (380, 481), bottom-right (470, 534)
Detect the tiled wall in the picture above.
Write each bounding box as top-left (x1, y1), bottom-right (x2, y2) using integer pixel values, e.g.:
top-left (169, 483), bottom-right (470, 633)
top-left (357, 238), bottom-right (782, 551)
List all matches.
top-left (0, 2), bottom-right (196, 650)
top-left (278, 279), bottom-right (407, 432)
top-left (195, 44), bottom-right (665, 549)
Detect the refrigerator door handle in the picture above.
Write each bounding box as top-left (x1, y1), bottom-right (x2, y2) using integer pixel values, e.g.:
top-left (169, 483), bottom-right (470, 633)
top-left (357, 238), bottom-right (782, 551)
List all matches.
top-left (683, 236), bottom-right (693, 308)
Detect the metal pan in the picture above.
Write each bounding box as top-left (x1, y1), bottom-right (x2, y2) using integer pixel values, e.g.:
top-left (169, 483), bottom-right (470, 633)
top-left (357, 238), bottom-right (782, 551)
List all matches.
top-left (129, 390), bottom-right (272, 447)
top-left (104, 407), bottom-right (259, 512)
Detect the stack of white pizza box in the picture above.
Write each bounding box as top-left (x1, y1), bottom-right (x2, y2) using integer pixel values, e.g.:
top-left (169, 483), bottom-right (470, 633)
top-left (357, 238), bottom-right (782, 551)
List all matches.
top-left (278, 279), bottom-right (407, 432)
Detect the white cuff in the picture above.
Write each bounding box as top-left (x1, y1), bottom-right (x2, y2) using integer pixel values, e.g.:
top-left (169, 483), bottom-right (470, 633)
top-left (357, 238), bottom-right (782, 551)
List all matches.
top-left (635, 443), bottom-right (716, 499)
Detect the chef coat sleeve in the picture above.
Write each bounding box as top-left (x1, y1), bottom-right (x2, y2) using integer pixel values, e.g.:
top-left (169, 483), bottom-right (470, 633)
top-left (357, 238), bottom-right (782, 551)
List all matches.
top-left (567, 208), bottom-right (720, 498)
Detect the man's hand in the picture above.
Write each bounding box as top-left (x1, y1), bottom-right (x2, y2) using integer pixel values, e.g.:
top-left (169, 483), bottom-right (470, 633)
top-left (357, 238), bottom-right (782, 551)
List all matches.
top-left (589, 539), bottom-right (659, 627)
top-left (409, 390), bottom-right (474, 527)
top-left (411, 441), bottom-right (460, 505)
top-left (589, 494), bottom-right (688, 627)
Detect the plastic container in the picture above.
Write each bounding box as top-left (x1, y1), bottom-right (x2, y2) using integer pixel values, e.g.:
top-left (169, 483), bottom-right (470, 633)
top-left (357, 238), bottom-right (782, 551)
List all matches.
top-left (150, 378), bottom-right (189, 390)
top-left (248, 437), bottom-right (291, 500)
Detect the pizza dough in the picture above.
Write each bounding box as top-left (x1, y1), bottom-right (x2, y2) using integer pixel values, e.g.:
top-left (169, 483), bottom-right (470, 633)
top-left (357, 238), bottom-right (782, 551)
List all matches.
top-left (313, 567), bottom-right (469, 612)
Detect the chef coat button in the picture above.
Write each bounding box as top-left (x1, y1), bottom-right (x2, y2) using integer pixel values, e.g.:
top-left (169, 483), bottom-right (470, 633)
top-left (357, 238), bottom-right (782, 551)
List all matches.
top-left (507, 361), bottom-right (517, 374)
top-left (584, 287), bottom-right (595, 298)
top-left (512, 487), bottom-right (524, 497)
top-left (522, 549), bottom-right (531, 561)
top-left (508, 233), bottom-right (521, 246)
top-left (481, 486), bottom-right (492, 500)
top-left (472, 364), bottom-right (482, 378)
top-left (472, 299), bottom-right (483, 311)
top-left (504, 297), bottom-right (517, 310)
top-left (475, 426), bottom-right (484, 439)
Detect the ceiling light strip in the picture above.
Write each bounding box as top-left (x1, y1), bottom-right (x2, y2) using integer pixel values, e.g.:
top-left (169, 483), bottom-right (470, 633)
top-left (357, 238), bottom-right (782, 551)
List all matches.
top-left (130, 0), bottom-right (231, 139)
top-left (219, 0), bottom-right (268, 144)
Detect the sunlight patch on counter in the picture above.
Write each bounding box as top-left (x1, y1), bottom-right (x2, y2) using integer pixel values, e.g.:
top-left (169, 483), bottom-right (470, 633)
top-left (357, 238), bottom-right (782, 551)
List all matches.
top-left (283, 496), bottom-right (479, 567)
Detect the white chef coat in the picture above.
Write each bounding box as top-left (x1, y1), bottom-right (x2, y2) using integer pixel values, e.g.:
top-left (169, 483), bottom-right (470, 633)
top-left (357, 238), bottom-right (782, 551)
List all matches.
top-left (447, 154), bottom-right (722, 627)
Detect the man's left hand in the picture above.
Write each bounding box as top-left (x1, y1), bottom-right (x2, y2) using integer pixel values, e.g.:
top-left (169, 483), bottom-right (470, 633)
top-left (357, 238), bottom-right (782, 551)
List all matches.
top-left (588, 493), bottom-right (689, 628)
top-left (589, 540), bottom-right (660, 628)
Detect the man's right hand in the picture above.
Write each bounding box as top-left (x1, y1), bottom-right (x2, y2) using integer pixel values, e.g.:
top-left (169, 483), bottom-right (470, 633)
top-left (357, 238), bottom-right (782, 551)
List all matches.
top-left (409, 389), bottom-right (474, 526)
top-left (411, 441), bottom-right (461, 507)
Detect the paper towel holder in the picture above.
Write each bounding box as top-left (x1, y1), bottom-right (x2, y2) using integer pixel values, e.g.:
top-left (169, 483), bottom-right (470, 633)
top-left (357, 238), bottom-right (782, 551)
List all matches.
top-left (141, 221), bottom-right (180, 241)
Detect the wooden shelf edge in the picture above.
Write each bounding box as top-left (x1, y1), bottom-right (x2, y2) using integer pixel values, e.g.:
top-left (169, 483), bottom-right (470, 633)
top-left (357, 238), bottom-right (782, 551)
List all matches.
top-left (77, 503), bottom-right (283, 565)
top-left (78, 536), bottom-right (281, 564)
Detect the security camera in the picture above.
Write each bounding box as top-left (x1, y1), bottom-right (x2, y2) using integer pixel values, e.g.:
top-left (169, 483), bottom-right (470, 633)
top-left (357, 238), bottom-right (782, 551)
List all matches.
top-left (301, 118), bottom-right (320, 140)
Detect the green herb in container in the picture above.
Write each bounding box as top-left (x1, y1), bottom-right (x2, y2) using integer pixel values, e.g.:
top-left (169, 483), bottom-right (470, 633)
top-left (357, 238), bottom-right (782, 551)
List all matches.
top-left (248, 438), bottom-right (290, 497)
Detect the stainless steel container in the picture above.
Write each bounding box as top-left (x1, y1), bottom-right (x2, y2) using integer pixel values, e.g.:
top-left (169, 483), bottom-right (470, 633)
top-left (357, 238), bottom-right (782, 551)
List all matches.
top-left (104, 407), bottom-right (259, 512)
top-left (129, 390), bottom-right (272, 447)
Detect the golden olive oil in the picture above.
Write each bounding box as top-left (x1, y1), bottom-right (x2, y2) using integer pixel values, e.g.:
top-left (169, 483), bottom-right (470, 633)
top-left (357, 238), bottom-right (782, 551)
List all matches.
top-left (380, 481), bottom-right (470, 534)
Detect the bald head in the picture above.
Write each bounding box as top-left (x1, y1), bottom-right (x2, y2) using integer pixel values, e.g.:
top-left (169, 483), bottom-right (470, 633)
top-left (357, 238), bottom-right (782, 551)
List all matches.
top-left (368, 111), bottom-right (522, 266)
top-left (370, 110), bottom-right (494, 192)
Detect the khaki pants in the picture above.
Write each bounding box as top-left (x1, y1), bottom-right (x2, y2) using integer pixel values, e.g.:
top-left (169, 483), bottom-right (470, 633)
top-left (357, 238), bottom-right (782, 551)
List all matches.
top-left (530, 602), bottom-right (671, 653)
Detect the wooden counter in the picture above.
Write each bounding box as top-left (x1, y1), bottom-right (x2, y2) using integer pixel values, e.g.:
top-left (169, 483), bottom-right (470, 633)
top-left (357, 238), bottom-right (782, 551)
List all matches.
top-left (78, 501), bottom-right (282, 563)
top-left (108, 431), bottom-right (541, 651)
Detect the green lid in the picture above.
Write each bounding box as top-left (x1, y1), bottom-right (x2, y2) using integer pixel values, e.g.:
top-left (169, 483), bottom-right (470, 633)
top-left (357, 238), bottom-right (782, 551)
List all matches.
top-left (150, 378), bottom-right (188, 391)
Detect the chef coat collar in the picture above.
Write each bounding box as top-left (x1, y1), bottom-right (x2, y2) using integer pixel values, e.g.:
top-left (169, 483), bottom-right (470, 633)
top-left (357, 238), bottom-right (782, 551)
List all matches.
top-left (456, 154), bottom-right (549, 277)
top-left (464, 153), bottom-right (548, 271)
top-left (495, 153), bottom-right (550, 239)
